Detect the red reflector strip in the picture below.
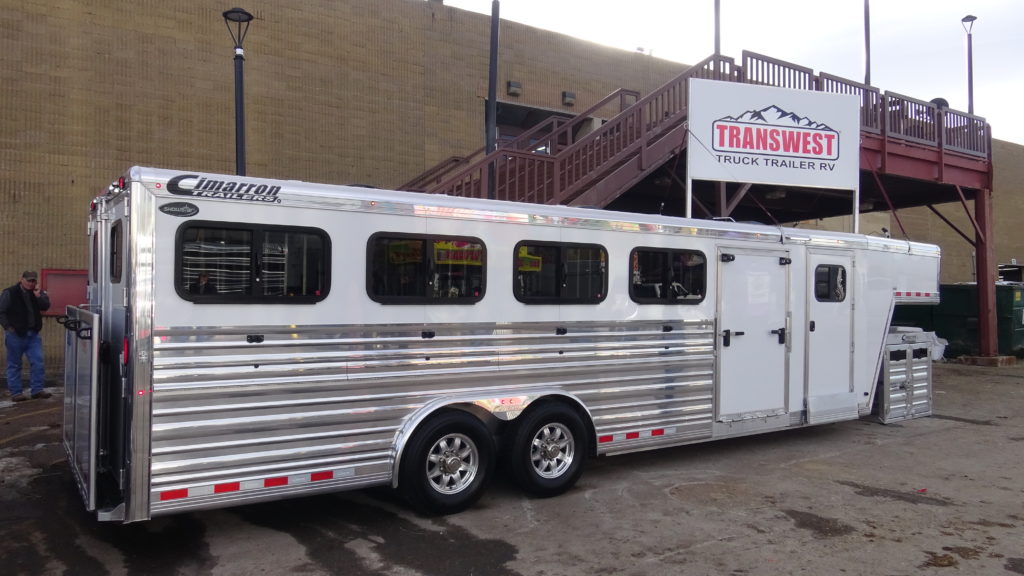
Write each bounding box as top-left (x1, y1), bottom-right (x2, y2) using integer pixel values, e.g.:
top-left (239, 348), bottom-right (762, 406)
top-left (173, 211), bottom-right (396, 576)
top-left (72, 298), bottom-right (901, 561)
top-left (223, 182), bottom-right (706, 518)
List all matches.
top-left (599, 427), bottom-right (676, 445)
top-left (157, 468), bottom-right (354, 503)
top-left (214, 482), bottom-right (240, 493)
top-left (160, 489), bottom-right (189, 501)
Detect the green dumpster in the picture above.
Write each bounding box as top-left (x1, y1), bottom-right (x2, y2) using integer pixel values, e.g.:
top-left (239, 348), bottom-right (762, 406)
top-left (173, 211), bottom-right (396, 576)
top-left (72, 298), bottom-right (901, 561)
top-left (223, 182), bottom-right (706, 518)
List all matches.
top-left (901, 283), bottom-right (1024, 357)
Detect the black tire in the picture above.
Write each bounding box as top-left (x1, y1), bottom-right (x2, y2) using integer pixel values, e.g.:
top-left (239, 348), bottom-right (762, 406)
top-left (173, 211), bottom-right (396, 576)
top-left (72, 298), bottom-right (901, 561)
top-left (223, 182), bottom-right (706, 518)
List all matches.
top-left (398, 410), bottom-right (494, 515)
top-left (508, 402), bottom-right (587, 497)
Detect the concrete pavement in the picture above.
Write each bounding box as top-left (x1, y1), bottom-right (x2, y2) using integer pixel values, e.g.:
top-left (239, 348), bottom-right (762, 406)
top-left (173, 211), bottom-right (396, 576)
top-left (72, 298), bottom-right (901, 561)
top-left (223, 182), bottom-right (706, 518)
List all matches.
top-left (1, 363), bottom-right (1022, 575)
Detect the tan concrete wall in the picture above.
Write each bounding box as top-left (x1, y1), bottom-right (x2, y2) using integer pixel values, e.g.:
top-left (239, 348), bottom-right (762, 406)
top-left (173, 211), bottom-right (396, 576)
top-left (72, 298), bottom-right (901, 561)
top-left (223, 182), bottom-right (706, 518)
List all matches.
top-left (891, 139), bottom-right (1024, 284)
top-left (0, 0), bottom-right (686, 375)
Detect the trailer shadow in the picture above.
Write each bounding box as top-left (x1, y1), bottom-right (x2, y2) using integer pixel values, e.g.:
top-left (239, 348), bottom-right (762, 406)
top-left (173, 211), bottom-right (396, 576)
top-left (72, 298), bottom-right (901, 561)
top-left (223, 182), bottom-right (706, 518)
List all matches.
top-left (231, 491), bottom-right (519, 576)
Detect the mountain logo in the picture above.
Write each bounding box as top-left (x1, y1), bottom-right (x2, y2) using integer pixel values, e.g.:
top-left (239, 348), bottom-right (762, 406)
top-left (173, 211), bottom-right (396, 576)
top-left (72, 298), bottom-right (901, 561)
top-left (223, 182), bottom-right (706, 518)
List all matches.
top-left (712, 105), bottom-right (840, 161)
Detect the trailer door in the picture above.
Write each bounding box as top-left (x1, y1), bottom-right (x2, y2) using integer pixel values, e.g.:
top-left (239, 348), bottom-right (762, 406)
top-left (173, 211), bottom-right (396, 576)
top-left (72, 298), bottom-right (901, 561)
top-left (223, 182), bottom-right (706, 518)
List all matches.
top-left (62, 307), bottom-right (101, 511)
top-left (717, 248), bottom-right (790, 421)
top-left (805, 251), bottom-right (856, 423)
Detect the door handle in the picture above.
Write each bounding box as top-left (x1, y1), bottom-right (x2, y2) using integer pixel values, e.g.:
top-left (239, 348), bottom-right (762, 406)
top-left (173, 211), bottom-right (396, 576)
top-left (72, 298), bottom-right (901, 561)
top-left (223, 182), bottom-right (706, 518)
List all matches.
top-left (770, 327), bottom-right (786, 344)
top-left (809, 320), bottom-right (816, 332)
top-left (722, 329), bottom-right (745, 347)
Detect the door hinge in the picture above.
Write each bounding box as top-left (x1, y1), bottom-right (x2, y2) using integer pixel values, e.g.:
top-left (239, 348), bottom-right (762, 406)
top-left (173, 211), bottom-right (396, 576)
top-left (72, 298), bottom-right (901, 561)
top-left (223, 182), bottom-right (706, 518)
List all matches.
top-left (779, 257), bottom-right (792, 265)
top-left (720, 253), bottom-right (736, 262)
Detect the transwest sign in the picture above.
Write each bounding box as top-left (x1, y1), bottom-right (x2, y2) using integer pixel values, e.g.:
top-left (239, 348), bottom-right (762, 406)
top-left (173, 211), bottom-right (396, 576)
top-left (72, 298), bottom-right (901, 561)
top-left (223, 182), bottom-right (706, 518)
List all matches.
top-left (688, 79), bottom-right (859, 190)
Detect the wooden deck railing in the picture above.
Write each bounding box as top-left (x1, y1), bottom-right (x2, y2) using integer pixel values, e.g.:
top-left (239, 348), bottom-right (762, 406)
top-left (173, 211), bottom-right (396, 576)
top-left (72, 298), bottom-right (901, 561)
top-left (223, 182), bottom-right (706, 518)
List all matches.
top-left (743, 51), bottom-right (988, 157)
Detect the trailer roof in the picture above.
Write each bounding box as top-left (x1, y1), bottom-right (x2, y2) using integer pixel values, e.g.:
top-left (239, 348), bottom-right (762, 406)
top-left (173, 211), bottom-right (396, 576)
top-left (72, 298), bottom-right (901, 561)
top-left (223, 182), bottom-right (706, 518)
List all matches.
top-left (126, 166), bottom-right (938, 257)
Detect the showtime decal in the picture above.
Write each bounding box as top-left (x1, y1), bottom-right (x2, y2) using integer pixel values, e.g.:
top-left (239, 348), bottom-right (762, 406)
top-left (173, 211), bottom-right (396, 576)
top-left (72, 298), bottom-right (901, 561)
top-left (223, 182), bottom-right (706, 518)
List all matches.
top-left (712, 105), bottom-right (840, 171)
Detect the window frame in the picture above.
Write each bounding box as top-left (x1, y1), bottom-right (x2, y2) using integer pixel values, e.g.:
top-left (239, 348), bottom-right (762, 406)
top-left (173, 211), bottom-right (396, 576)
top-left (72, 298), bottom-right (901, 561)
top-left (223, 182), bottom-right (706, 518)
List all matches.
top-left (814, 264), bottom-right (847, 303)
top-left (110, 219), bottom-right (124, 284)
top-left (174, 220), bottom-right (331, 305)
top-left (628, 247), bottom-right (707, 305)
top-left (513, 240), bottom-right (608, 305)
top-left (365, 232), bottom-right (486, 305)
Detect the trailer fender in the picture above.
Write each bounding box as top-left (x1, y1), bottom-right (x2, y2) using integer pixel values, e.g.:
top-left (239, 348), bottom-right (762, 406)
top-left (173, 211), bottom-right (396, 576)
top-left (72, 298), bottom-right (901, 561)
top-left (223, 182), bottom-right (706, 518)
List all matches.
top-left (391, 390), bottom-right (594, 488)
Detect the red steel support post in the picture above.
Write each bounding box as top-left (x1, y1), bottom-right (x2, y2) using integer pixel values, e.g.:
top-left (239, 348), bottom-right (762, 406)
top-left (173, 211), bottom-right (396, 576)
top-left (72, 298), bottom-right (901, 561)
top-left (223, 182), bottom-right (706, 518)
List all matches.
top-left (975, 188), bottom-right (997, 356)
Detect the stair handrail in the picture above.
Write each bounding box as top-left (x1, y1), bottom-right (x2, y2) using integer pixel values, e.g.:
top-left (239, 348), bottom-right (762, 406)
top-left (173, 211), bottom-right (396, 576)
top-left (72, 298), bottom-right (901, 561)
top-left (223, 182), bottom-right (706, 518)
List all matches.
top-left (554, 54), bottom-right (738, 202)
top-left (428, 54), bottom-right (737, 200)
top-left (404, 88), bottom-right (640, 192)
top-left (399, 155), bottom-right (474, 191)
top-left (512, 87), bottom-right (641, 156)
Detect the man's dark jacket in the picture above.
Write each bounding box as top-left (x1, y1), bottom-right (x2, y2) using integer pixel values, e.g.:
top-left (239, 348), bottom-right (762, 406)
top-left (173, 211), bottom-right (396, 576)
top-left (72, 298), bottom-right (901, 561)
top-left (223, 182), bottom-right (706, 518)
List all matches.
top-left (2, 283), bottom-right (50, 336)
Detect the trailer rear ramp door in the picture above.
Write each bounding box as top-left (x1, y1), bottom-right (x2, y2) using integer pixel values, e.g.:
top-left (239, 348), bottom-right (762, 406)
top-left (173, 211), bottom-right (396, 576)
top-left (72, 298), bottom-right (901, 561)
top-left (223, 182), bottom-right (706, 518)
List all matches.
top-left (62, 305), bottom-right (101, 512)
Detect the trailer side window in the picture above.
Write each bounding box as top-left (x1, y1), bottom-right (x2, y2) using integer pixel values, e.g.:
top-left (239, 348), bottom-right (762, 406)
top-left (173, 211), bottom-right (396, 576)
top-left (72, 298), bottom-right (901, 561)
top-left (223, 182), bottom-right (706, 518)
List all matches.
top-left (176, 222), bottom-right (329, 304)
top-left (629, 248), bottom-right (706, 304)
top-left (514, 241), bottom-right (607, 304)
top-left (814, 264), bottom-right (846, 302)
top-left (91, 231), bottom-right (99, 284)
top-left (367, 233), bottom-right (485, 304)
top-left (110, 220), bottom-right (123, 283)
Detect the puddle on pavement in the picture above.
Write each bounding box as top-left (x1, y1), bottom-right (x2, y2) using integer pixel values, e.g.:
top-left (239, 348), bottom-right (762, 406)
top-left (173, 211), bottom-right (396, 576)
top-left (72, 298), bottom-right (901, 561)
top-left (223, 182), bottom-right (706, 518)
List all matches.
top-left (834, 480), bottom-right (952, 506)
top-left (921, 551), bottom-right (958, 568)
top-left (782, 509), bottom-right (855, 538)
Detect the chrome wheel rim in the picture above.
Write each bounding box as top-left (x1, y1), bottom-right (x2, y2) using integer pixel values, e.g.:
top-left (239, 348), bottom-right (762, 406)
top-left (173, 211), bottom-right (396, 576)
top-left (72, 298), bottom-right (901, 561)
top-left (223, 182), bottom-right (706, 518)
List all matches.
top-left (530, 422), bottom-right (575, 479)
top-left (426, 432), bottom-right (479, 494)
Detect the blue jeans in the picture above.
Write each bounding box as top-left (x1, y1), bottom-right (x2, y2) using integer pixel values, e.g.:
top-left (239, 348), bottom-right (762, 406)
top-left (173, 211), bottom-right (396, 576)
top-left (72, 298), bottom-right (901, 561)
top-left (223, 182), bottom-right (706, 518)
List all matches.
top-left (5, 330), bottom-right (45, 396)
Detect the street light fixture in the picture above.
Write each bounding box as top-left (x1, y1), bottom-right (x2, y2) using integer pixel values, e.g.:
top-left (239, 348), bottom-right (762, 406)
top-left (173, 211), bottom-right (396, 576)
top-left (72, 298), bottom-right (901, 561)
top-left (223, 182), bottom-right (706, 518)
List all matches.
top-left (961, 14), bottom-right (977, 115)
top-left (223, 7), bottom-right (254, 176)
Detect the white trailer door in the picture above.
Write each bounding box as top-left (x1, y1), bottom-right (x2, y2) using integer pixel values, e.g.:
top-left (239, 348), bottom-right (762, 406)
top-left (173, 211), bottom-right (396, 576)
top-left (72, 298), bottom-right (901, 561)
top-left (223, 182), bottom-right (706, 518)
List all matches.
top-left (717, 248), bottom-right (790, 421)
top-left (805, 251), bottom-right (857, 423)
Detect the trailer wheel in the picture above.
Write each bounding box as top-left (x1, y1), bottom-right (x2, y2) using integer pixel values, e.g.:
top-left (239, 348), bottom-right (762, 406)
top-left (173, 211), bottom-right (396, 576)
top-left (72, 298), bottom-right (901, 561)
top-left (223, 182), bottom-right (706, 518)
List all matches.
top-left (398, 410), bottom-right (494, 515)
top-left (509, 403), bottom-right (586, 497)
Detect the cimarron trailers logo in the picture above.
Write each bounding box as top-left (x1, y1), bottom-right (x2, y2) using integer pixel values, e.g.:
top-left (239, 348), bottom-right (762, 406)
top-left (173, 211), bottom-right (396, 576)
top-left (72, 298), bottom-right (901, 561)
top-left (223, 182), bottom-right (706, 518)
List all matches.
top-left (712, 105), bottom-right (840, 170)
top-left (167, 174), bottom-right (283, 203)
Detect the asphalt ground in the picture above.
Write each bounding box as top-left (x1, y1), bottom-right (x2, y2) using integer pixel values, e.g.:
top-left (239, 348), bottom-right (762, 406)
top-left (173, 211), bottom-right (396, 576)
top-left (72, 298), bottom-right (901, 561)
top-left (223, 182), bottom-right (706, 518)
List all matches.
top-left (1, 362), bottom-right (1022, 576)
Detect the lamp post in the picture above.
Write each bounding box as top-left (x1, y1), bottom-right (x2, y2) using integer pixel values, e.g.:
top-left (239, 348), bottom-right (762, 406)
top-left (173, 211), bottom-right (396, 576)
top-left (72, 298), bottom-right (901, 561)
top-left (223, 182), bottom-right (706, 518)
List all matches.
top-left (864, 0), bottom-right (871, 85)
top-left (714, 0), bottom-right (721, 56)
top-left (485, 0), bottom-right (500, 199)
top-left (223, 7), bottom-right (254, 176)
top-left (961, 14), bottom-right (976, 115)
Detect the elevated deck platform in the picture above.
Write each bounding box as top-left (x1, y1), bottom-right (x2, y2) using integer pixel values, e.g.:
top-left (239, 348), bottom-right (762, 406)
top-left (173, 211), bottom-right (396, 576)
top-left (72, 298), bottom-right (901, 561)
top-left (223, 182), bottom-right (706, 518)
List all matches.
top-left (402, 51), bottom-right (991, 226)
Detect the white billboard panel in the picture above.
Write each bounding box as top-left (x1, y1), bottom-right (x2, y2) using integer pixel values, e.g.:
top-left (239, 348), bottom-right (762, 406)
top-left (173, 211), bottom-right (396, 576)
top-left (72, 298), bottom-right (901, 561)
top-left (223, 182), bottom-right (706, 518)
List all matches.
top-left (687, 79), bottom-right (860, 190)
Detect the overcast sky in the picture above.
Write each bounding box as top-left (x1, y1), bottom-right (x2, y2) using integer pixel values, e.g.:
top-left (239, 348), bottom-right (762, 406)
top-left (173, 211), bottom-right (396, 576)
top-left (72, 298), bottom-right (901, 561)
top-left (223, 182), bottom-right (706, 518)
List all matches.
top-left (441, 0), bottom-right (1024, 144)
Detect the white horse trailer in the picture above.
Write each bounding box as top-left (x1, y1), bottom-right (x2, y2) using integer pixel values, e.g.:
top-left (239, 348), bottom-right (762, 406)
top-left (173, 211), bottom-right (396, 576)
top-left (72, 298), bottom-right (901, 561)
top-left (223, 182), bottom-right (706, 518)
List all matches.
top-left (62, 167), bottom-right (940, 522)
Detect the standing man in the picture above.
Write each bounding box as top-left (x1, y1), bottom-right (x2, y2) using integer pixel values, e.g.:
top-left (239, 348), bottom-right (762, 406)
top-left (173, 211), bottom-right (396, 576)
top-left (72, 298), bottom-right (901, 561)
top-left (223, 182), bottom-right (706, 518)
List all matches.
top-left (1, 271), bottom-right (51, 401)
